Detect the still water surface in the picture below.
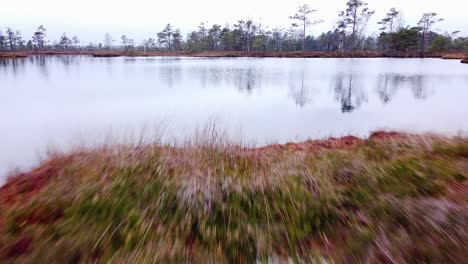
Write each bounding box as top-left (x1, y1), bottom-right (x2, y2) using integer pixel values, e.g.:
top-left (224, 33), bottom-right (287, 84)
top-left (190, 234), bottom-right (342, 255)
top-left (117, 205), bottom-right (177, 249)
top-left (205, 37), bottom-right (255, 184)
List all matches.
top-left (1, 56), bottom-right (468, 180)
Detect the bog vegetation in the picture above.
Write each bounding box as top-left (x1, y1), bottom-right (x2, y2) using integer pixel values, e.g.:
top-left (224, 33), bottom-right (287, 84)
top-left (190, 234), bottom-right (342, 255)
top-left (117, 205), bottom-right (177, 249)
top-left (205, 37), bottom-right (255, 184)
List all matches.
top-left (1, 1), bottom-right (467, 54)
top-left (0, 130), bottom-right (466, 262)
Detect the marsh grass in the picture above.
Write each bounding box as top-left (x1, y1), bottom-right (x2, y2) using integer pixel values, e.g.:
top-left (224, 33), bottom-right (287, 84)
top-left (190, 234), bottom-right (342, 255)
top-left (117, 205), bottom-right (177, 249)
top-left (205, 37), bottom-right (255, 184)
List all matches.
top-left (0, 128), bottom-right (467, 263)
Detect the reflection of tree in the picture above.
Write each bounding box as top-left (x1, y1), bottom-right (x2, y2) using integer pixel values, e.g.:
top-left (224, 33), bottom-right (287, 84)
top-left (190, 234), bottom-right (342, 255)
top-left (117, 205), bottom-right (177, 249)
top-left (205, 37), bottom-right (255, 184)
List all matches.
top-left (0, 57), bottom-right (26, 76)
top-left (289, 71), bottom-right (311, 107)
top-left (0, 59), bottom-right (6, 70)
top-left (376, 74), bottom-right (428, 103)
top-left (377, 74), bottom-right (394, 103)
top-left (234, 68), bottom-right (256, 93)
top-left (1, 56), bottom-right (81, 79)
top-left (411, 75), bottom-right (426, 99)
top-left (334, 73), bottom-right (367, 113)
top-left (207, 67), bottom-right (222, 87)
top-left (158, 58), bottom-right (182, 88)
top-left (35, 56), bottom-right (49, 78)
top-left (245, 68), bottom-right (255, 92)
top-left (180, 62), bottom-right (259, 92)
top-left (57, 55), bottom-right (78, 68)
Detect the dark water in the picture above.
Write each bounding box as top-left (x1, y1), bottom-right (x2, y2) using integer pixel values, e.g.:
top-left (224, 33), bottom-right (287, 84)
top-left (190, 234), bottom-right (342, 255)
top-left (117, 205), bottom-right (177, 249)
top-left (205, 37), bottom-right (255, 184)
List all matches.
top-left (1, 56), bottom-right (468, 180)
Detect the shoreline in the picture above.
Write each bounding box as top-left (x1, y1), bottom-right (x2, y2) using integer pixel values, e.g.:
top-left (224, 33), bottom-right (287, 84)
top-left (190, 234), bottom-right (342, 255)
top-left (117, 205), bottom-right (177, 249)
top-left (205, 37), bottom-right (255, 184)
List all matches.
top-left (1, 50), bottom-right (467, 60)
top-left (0, 131), bottom-right (403, 189)
top-left (0, 130), bottom-right (455, 191)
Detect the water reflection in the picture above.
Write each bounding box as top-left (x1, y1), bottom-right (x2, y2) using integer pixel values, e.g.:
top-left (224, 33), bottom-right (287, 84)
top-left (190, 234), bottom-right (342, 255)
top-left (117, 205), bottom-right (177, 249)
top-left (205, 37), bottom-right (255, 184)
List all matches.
top-left (377, 74), bottom-right (397, 103)
top-left (234, 68), bottom-right (257, 93)
top-left (0, 56), bottom-right (461, 113)
top-left (33, 56), bottom-right (49, 78)
top-left (0, 58), bottom-right (27, 76)
top-left (376, 74), bottom-right (429, 103)
top-left (0, 55), bottom-right (83, 79)
top-left (289, 71), bottom-right (312, 107)
top-left (158, 59), bottom-right (182, 88)
top-left (411, 75), bottom-right (426, 99)
top-left (57, 55), bottom-right (79, 71)
top-left (334, 73), bottom-right (367, 113)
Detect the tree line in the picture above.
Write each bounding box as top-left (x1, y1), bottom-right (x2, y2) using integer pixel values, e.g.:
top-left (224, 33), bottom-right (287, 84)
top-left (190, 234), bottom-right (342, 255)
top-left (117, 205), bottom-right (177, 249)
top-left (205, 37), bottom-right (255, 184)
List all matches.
top-left (1, 0), bottom-right (467, 54)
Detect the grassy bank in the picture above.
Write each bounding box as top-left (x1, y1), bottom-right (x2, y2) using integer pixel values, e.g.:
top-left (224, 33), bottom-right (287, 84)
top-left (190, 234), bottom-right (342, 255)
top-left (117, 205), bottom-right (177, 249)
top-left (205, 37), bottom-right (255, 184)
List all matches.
top-left (1, 50), bottom-right (468, 59)
top-left (0, 131), bottom-right (466, 263)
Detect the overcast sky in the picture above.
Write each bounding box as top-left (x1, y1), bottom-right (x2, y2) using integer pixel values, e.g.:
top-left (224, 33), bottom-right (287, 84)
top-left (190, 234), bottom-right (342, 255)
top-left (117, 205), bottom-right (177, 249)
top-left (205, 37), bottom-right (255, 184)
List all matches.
top-left (1, 0), bottom-right (466, 44)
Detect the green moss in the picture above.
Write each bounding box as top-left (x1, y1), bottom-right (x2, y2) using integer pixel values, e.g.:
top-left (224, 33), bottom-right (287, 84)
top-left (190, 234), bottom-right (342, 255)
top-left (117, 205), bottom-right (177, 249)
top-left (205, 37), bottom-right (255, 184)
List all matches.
top-left (433, 141), bottom-right (468, 158)
top-left (377, 158), bottom-right (445, 197)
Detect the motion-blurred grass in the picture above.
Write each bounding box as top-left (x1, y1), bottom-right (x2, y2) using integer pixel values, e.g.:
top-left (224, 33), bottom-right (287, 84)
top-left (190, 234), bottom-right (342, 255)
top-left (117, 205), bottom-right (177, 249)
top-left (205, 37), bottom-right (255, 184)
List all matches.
top-left (0, 130), bottom-right (466, 263)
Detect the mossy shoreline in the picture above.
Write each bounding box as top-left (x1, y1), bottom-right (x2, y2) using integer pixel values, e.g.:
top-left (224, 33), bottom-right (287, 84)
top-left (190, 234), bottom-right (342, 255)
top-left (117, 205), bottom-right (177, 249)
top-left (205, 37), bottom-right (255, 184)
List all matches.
top-left (0, 131), bottom-right (467, 263)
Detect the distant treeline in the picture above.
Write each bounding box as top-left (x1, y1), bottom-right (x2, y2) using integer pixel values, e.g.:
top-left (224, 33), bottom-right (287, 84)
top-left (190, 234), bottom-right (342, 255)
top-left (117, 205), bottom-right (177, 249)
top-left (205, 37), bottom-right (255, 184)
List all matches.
top-left (1, 1), bottom-right (467, 54)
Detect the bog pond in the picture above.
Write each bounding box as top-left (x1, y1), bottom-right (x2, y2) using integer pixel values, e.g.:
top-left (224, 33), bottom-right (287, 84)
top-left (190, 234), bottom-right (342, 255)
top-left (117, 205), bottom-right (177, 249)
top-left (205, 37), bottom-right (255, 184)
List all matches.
top-left (1, 56), bottom-right (467, 180)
